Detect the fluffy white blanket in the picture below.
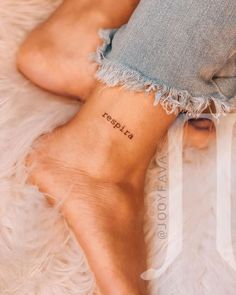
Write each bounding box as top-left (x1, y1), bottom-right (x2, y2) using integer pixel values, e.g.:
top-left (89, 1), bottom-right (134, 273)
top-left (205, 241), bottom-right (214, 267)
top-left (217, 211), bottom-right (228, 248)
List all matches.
top-left (0, 1), bottom-right (235, 294)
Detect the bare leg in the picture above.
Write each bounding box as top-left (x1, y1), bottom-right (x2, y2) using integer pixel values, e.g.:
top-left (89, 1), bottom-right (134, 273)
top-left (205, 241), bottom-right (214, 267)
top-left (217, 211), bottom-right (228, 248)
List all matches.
top-left (16, 0), bottom-right (215, 149)
top-left (16, 0), bottom-right (139, 100)
top-left (27, 83), bottom-right (177, 294)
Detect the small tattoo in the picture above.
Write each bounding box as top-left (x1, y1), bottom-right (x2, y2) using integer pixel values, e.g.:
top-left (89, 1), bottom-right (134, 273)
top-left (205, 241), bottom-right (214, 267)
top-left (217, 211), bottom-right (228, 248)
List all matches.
top-left (102, 112), bottom-right (134, 140)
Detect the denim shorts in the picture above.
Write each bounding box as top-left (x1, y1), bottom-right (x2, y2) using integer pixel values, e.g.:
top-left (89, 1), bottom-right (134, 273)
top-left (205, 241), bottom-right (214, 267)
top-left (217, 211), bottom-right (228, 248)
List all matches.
top-left (94, 0), bottom-right (236, 119)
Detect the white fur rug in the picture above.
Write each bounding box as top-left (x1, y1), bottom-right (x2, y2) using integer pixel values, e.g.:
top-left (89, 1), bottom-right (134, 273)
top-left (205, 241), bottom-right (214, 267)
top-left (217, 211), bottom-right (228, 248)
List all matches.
top-left (0, 1), bottom-right (236, 294)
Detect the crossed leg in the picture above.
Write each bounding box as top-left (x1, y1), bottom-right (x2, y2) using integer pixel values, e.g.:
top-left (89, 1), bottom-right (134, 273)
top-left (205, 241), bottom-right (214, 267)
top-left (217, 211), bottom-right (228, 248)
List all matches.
top-left (16, 0), bottom-right (139, 100)
top-left (16, 1), bottom-right (215, 293)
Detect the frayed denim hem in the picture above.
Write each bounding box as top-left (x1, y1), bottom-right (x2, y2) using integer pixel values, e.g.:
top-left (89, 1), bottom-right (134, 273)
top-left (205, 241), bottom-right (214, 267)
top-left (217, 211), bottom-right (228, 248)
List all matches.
top-left (93, 29), bottom-right (233, 119)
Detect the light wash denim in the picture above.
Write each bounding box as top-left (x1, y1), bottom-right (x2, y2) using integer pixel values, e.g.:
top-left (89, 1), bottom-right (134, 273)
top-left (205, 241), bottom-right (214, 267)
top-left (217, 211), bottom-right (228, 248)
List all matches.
top-left (94, 0), bottom-right (236, 118)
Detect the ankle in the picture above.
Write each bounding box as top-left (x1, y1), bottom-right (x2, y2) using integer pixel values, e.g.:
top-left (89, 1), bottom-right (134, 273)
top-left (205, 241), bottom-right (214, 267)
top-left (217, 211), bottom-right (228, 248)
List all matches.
top-left (62, 121), bottom-right (146, 188)
top-left (40, 124), bottom-right (144, 194)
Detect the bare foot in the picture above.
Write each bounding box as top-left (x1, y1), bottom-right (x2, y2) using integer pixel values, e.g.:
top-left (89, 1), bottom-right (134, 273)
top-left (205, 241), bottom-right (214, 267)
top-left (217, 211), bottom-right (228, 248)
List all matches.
top-left (26, 80), bottom-right (176, 294)
top-left (16, 0), bottom-right (139, 100)
top-left (26, 86), bottom-right (154, 294)
top-left (27, 128), bottom-right (147, 294)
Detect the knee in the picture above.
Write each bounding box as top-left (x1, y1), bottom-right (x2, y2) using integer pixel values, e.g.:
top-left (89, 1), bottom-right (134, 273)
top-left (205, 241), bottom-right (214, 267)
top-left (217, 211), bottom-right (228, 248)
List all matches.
top-left (16, 36), bottom-right (45, 82)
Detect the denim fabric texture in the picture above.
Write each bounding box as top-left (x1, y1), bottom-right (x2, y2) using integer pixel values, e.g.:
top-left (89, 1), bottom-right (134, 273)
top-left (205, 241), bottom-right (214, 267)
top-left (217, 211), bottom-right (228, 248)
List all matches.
top-left (94, 0), bottom-right (236, 118)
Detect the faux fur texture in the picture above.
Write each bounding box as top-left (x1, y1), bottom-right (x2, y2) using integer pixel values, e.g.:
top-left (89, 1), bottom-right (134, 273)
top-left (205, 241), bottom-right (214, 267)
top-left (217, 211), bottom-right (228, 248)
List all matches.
top-left (0, 1), bottom-right (236, 294)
